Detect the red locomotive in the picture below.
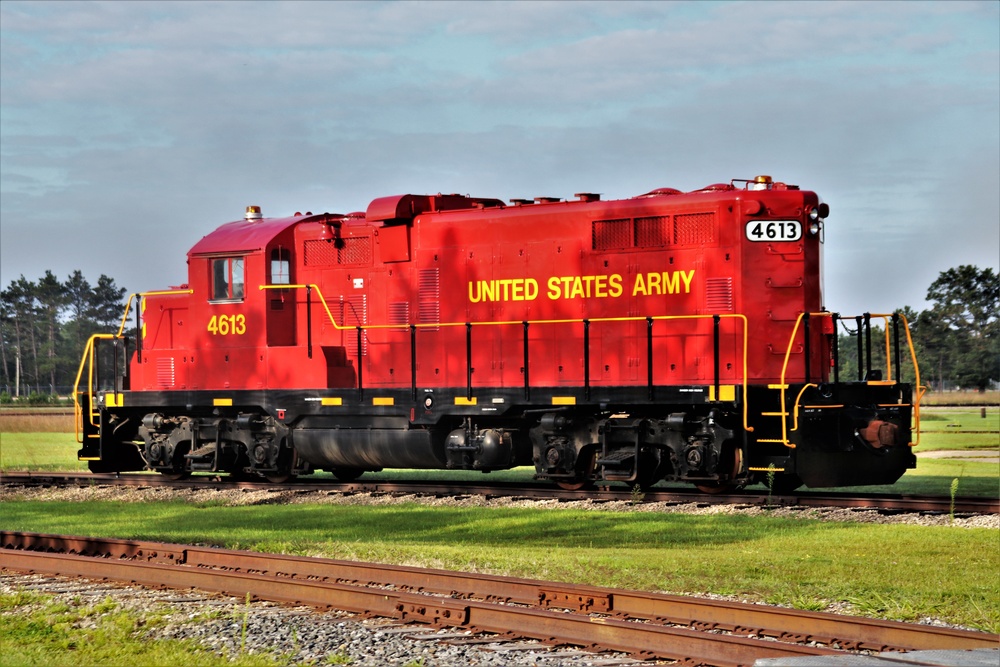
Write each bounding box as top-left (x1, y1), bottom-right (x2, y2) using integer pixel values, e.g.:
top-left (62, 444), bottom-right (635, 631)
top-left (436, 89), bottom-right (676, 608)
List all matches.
top-left (75, 175), bottom-right (921, 492)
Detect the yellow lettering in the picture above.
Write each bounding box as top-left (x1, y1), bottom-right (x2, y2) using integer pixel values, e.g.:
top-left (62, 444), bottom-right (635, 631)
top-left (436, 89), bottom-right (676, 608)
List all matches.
top-left (647, 272), bottom-right (662, 295)
top-left (680, 270), bottom-right (694, 293)
top-left (568, 276), bottom-right (584, 298)
top-left (663, 271), bottom-right (680, 294)
top-left (525, 278), bottom-right (538, 300)
top-left (469, 281), bottom-right (482, 303)
top-left (547, 276), bottom-right (561, 300)
top-left (594, 275), bottom-right (607, 298)
top-left (609, 274), bottom-right (623, 297)
top-left (632, 273), bottom-right (647, 297)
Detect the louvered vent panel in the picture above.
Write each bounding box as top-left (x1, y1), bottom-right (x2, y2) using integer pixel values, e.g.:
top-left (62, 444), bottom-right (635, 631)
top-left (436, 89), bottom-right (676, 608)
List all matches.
top-left (592, 218), bottom-right (631, 250)
top-left (674, 212), bottom-right (716, 245)
top-left (705, 277), bottom-right (734, 313)
top-left (418, 268), bottom-right (440, 331)
top-left (634, 216), bottom-right (671, 247)
top-left (342, 294), bottom-right (368, 356)
top-left (388, 302), bottom-right (410, 332)
top-left (156, 357), bottom-right (175, 387)
top-left (303, 240), bottom-right (338, 266)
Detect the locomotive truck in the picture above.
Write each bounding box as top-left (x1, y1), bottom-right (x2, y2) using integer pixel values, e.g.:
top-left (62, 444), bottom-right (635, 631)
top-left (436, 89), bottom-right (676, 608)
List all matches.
top-left (75, 175), bottom-right (921, 492)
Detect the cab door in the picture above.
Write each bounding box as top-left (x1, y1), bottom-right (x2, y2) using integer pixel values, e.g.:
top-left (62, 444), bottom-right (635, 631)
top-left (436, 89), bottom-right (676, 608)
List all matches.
top-left (266, 246), bottom-right (297, 346)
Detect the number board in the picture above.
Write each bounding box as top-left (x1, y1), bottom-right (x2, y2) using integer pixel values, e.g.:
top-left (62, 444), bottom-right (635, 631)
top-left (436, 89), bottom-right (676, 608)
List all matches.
top-left (745, 220), bottom-right (802, 242)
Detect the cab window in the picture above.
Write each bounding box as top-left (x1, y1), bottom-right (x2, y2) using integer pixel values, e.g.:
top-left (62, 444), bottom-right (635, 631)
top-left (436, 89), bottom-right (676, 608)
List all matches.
top-left (270, 248), bottom-right (291, 285)
top-left (211, 257), bottom-right (244, 301)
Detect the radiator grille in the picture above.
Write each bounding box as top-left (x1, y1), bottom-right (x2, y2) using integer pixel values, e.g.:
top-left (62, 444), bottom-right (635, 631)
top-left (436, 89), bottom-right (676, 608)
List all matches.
top-left (338, 237), bottom-right (372, 265)
top-left (303, 239), bottom-right (337, 266)
top-left (592, 218), bottom-right (631, 250)
top-left (674, 212), bottom-right (716, 245)
top-left (634, 216), bottom-right (671, 247)
top-left (304, 237), bottom-right (372, 266)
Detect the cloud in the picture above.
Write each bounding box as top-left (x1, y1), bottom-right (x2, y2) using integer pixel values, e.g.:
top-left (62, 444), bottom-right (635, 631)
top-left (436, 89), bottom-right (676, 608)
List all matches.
top-left (1, 0), bottom-right (997, 320)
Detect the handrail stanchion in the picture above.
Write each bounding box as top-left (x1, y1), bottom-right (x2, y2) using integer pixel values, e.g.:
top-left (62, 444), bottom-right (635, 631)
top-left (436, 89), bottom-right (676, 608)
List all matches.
top-left (306, 286), bottom-right (313, 359)
top-left (855, 316), bottom-right (864, 381)
top-left (892, 313), bottom-right (901, 384)
top-left (466, 323), bottom-right (473, 400)
top-left (583, 319), bottom-right (591, 401)
top-left (410, 324), bottom-right (417, 402)
top-left (712, 315), bottom-right (720, 400)
top-left (356, 326), bottom-right (364, 400)
top-left (803, 312), bottom-right (811, 384)
top-left (864, 313), bottom-right (873, 379)
top-left (135, 296), bottom-right (142, 364)
top-left (647, 317), bottom-right (654, 401)
top-left (831, 313), bottom-right (840, 385)
top-left (522, 321), bottom-right (530, 401)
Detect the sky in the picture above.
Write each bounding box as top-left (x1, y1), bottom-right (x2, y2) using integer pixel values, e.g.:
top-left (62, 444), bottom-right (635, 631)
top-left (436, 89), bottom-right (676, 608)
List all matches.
top-left (1, 0), bottom-right (998, 318)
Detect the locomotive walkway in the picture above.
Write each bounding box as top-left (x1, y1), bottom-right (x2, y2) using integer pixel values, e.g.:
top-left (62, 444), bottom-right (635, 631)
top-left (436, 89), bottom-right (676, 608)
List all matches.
top-left (2, 531), bottom-right (996, 667)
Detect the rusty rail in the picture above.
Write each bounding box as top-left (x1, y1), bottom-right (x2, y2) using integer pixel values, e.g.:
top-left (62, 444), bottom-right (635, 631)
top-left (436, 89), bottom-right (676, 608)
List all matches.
top-left (3, 532), bottom-right (996, 665)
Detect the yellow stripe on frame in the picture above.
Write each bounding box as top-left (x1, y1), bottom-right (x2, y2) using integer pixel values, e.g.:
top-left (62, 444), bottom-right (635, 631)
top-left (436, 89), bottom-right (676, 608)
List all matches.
top-left (321, 397), bottom-right (343, 406)
top-left (104, 393), bottom-right (124, 407)
top-left (454, 397), bottom-right (477, 406)
top-left (373, 397), bottom-right (394, 406)
top-left (552, 396), bottom-right (576, 406)
top-left (749, 467), bottom-right (786, 472)
top-left (214, 398), bottom-right (233, 407)
top-left (708, 385), bottom-right (736, 402)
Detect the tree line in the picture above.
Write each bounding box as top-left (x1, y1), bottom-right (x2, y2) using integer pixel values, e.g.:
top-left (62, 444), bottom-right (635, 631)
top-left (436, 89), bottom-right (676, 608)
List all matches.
top-left (0, 265), bottom-right (996, 402)
top-left (1, 271), bottom-right (127, 401)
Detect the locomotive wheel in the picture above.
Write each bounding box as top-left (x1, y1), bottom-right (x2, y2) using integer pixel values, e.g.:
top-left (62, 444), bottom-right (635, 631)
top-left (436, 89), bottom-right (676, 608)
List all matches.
top-left (695, 481), bottom-right (737, 494)
top-left (263, 473), bottom-right (296, 484)
top-left (556, 478), bottom-right (593, 491)
top-left (694, 444), bottom-right (743, 494)
top-left (158, 471), bottom-right (190, 481)
top-left (555, 449), bottom-right (597, 491)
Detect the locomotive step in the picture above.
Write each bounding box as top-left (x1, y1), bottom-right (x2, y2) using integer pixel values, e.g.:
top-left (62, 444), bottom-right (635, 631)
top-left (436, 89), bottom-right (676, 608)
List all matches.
top-left (597, 450), bottom-right (635, 468)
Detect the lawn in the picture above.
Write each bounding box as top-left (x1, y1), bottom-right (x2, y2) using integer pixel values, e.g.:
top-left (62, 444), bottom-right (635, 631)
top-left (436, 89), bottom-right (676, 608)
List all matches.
top-left (1, 498), bottom-right (997, 633)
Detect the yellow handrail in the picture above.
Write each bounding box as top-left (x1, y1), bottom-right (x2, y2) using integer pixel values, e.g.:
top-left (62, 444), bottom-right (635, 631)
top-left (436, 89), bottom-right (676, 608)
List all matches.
top-left (262, 283), bottom-right (754, 432)
top-left (776, 312), bottom-right (923, 448)
top-left (72, 333), bottom-right (116, 442)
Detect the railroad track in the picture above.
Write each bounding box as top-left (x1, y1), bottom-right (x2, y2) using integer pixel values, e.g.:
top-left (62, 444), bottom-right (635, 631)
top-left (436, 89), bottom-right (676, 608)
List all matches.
top-left (2, 532), bottom-right (996, 666)
top-left (3, 471), bottom-right (997, 515)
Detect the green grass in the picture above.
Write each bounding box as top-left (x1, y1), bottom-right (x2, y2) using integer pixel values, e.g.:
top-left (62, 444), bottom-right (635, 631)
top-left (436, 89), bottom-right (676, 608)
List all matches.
top-left (0, 433), bottom-right (89, 472)
top-left (1, 499), bottom-right (997, 633)
top-left (0, 590), bottom-right (280, 667)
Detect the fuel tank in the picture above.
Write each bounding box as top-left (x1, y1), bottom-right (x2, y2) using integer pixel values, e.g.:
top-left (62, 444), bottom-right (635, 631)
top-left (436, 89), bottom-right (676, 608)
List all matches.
top-left (292, 427), bottom-right (444, 470)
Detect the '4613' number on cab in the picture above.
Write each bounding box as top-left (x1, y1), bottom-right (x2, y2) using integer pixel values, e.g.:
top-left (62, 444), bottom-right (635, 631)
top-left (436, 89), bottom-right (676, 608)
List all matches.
top-left (207, 314), bottom-right (246, 336)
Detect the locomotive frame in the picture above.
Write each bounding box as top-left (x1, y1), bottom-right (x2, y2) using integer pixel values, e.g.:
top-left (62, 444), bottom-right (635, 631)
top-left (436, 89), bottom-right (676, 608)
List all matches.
top-left (74, 175), bottom-right (922, 492)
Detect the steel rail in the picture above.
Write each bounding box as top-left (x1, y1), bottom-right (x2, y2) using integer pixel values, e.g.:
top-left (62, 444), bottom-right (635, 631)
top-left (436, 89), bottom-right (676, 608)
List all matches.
top-left (2, 543), bottom-right (839, 666)
top-left (3, 471), bottom-right (998, 515)
top-left (3, 532), bottom-right (996, 655)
